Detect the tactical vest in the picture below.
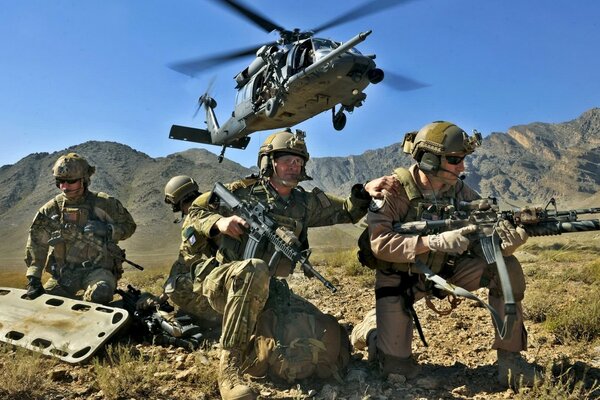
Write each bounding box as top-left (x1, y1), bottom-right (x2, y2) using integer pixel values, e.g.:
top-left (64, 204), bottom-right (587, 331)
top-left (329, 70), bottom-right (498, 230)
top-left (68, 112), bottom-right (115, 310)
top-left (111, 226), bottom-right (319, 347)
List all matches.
top-left (46, 192), bottom-right (121, 272)
top-left (217, 180), bottom-right (309, 277)
top-left (357, 167), bottom-right (458, 274)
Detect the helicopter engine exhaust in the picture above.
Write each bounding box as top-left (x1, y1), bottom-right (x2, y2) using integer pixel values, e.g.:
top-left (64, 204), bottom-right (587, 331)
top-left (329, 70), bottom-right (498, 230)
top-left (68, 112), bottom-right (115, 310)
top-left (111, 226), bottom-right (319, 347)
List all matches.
top-left (368, 68), bottom-right (384, 84)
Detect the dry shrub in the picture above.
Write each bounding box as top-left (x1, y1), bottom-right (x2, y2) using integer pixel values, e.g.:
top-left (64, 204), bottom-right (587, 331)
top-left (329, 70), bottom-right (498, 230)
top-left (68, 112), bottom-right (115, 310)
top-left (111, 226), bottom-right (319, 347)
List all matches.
top-left (516, 362), bottom-right (600, 400)
top-left (0, 344), bottom-right (57, 399)
top-left (524, 255), bottom-right (600, 341)
top-left (93, 344), bottom-right (171, 399)
top-left (544, 295), bottom-right (600, 342)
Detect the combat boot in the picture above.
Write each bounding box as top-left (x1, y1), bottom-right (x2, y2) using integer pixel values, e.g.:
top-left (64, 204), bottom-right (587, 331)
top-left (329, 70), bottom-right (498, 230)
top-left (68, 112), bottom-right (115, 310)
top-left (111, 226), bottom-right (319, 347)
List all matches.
top-left (219, 348), bottom-right (257, 400)
top-left (380, 352), bottom-right (421, 379)
top-left (497, 349), bottom-right (543, 388)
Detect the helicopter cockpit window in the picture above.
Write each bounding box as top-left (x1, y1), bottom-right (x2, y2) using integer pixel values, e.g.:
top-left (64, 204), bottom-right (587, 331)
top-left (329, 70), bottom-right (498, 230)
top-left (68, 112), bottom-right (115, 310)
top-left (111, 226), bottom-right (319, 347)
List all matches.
top-left (312, 38), bottom-right (361, 56)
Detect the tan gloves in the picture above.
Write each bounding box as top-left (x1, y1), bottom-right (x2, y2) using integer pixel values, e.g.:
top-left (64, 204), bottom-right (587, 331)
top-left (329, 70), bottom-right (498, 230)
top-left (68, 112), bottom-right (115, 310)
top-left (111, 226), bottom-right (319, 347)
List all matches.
top-left (496, 220), bottom-right (528, 256)
top-left (428, 225), bottom-right (477, 254)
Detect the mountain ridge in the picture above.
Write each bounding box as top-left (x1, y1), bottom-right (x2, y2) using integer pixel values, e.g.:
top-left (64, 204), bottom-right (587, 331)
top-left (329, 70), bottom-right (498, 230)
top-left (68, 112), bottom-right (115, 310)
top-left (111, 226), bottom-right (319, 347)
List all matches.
top-left (1, 108), bottom-right (598, 267)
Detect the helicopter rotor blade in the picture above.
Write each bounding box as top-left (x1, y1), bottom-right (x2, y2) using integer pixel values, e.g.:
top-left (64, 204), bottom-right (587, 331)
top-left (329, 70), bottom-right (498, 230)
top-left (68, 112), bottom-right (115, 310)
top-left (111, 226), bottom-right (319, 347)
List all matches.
top-left (168, 42), bottom-right (275, 77)
top-left (213, 0), bottom-right (284, 33)
top-left (382, 71), bottom-right (429, 91)
top-left (312, 0), bottom-right (418, 34)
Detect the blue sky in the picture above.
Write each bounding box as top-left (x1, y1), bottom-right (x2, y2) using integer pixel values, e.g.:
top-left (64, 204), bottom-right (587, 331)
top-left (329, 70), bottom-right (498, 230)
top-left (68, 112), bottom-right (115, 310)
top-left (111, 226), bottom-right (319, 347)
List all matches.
top-left (1, 0), bottom-right (599, 168)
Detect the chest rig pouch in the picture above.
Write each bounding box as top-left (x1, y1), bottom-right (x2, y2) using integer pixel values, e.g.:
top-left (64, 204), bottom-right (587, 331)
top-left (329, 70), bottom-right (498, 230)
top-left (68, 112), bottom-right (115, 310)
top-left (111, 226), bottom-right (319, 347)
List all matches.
top-left (47, 196), bottom-right (112, 272)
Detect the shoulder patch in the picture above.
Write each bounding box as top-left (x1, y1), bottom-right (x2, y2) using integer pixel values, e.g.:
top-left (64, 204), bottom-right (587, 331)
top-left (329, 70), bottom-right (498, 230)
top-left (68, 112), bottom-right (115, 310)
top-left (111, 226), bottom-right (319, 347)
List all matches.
top-left (182, 225), bottom-right (197, 245)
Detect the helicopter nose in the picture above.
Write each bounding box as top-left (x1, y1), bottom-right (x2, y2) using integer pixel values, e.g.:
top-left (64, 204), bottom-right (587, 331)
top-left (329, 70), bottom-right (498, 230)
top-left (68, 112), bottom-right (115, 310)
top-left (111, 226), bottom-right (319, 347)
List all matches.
top-left (368, 68), bottom-right (384, 84)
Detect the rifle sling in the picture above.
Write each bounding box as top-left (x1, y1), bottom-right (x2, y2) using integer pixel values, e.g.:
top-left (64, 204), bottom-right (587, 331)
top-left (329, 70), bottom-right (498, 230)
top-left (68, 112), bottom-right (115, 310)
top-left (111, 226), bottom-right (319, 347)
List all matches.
top-left (412, 256), bottom-right (515, 341)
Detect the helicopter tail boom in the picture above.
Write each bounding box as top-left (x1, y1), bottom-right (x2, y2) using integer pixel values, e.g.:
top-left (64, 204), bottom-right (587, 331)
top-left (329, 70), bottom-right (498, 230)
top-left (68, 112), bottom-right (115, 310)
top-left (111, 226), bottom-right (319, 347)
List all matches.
top-left (169, 125), bottom-right (250, 150)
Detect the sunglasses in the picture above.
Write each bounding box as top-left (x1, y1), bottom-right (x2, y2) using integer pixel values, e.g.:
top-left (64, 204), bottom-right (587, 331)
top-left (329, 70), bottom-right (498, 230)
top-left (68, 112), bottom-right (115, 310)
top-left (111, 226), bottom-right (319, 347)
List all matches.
top-left (444, 155), bottom-right (465, 165)
top-left (55, 178), bottom-right (80, 185)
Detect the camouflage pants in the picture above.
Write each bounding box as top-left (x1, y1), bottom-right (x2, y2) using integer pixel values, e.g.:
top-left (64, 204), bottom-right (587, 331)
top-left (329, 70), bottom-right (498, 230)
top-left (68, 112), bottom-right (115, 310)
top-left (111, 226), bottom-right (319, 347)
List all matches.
top-left (197, 258), bottom-right (270, 350)
top-left (164, 262), bottom-right (221, 325)
top-left (352, 254), bottom-right (527, 361)
top-left (44, 265), bottom-right (117, 305)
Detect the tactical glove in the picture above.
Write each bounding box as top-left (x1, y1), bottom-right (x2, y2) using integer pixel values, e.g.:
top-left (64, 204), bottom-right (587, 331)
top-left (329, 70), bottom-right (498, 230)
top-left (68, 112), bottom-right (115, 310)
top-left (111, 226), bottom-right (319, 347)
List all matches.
top-left (26, 276), bottom-right (45, 299)
top-left (495, 220), bottom-right (528, 256)
top-left (428, 225), bottom-right (477, 254)
top-left (84, 220), bottom-right (112, 238)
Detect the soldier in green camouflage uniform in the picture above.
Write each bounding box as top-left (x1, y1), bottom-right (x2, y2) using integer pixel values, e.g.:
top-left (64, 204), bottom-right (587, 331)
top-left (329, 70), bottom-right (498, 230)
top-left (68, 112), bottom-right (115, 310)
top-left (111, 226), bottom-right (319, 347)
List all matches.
top-left (185, 130), bottom-right (399, 400)
top-left (25, 153), bottom-right (136, 305)
top-left (162, 175), bottom-right (220, 325)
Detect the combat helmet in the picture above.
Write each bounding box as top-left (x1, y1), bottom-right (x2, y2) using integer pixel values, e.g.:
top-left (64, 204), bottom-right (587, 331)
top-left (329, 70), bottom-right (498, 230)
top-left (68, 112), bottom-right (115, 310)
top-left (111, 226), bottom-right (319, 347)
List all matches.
top-left (402, 121), bottom-right (481, 172)
top-left (164, 175), bottom-right (200, 212)
top-left (52, 153), bottom-right (95, 187)
top-left (257, 129), bottom-right (311, 181)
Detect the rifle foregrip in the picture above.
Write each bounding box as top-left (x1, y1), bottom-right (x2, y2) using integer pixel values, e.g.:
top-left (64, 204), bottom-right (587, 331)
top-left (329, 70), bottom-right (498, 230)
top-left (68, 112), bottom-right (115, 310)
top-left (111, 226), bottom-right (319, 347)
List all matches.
top-left (524, 220), bottom-right (600, 236)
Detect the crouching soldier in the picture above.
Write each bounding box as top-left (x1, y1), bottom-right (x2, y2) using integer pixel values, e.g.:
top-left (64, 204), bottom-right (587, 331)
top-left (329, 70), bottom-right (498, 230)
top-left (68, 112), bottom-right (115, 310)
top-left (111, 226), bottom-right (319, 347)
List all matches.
top-left (25, 153), bottom-right (136, 304)
top-left (185, 129), bottom-right (399, 400)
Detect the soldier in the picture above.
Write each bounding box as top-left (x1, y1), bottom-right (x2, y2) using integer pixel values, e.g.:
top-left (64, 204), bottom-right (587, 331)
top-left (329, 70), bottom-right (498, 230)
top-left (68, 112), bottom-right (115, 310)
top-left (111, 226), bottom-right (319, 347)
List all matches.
top-left (351, 121), bottom-right (540, 387)
top-left (185, 129), bottom-right (399, 400)
top-left (162, 175), bottom-right (220, 325)
top-left (25, 153), bottom-right (136, 304)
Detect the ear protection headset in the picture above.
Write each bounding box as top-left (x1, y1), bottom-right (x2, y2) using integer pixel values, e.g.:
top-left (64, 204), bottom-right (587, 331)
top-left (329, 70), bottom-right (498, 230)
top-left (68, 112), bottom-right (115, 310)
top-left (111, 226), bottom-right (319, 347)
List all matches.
top-left (418, 152), bottom-right (441, 173)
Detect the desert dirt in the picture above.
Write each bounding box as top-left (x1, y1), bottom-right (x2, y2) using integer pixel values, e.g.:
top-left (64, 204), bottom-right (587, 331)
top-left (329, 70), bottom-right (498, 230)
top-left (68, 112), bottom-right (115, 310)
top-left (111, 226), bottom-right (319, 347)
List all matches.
top-left (11, 257), bottom-right (597, 400)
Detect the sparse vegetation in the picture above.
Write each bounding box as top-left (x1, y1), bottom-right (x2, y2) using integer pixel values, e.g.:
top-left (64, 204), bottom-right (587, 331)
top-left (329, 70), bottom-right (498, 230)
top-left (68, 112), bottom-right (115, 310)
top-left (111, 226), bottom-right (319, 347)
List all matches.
top-left (0, 344), bottom-right (58, 400)
top-left (515, 363), bottom-right (600, 400)
top-left (93, 344), bottom-right (174, 399)
top-left (0, 236), bottom-right (599, 399)
top-left (315, 248), bottom-right (375, 287)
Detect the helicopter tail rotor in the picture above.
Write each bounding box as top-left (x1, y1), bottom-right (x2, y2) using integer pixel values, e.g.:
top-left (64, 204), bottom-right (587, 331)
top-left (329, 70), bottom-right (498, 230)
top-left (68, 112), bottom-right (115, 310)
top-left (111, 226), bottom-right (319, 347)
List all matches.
top-left (193, 77), bottom-right (218, 118)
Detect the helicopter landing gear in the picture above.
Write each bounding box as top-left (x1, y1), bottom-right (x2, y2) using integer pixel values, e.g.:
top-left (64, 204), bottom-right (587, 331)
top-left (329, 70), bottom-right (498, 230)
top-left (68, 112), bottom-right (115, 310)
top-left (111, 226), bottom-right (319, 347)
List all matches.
top-left (332, 107), bottom-right (347, 131)
top-left (265, 98), bottom-right (279, 118)
top-left (218, 145), bottom-right (226, 163)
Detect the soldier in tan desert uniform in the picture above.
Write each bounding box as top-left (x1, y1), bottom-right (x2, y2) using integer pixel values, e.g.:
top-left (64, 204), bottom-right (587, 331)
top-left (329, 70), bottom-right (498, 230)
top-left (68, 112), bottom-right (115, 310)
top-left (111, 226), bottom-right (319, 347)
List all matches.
top-left (184, 129), bottom-right (399, 400)
top-left (351, 121), bottom-right (540, 387)
top-left (25, 153), bottom-right (136, 304)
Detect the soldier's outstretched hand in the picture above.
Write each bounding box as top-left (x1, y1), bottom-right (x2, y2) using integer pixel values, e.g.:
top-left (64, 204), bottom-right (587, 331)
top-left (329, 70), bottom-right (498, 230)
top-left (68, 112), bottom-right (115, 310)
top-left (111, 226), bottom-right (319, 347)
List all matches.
top-left (215, 215), bottom-right (249, 239)
top-left (364, 175), bottom-right (400, 199)
top-left (496, 220), bottom-right (528, 256)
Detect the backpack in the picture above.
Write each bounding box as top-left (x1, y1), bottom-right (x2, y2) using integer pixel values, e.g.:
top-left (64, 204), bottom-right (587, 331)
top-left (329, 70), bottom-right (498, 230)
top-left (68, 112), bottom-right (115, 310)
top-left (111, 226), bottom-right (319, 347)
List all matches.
top-left (243, 282), bottom-right (350, 382)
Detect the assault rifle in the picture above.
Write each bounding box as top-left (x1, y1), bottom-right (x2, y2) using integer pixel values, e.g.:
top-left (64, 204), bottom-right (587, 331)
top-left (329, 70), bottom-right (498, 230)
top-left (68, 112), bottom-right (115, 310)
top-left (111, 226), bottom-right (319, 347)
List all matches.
top-left (116, 285), bottom-right (203, 350)
top-left (39, 212), bottom-right (144, 271)
top-left (212, 182), bottom-right (337, 293)
top-left (393, 197), bottom-right (600, 340)
top-left (393, 197), bottom-right (600, 263)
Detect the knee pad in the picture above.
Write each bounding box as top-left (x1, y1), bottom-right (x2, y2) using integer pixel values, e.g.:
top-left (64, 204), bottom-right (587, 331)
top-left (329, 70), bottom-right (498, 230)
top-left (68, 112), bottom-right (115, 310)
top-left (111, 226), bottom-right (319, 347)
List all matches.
top-left (84, 281), bottom-right (113, 304)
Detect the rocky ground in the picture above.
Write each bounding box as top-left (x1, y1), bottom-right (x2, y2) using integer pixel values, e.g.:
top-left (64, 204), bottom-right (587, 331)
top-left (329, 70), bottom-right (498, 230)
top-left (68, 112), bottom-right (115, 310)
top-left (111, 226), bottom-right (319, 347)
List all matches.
top-left (20, 268), bottom-right (599, 400)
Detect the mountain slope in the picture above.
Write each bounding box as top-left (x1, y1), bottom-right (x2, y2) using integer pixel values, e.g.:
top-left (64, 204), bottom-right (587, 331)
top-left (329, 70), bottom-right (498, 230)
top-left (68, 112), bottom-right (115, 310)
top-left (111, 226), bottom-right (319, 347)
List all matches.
top-left (1, 108), bottom-right (598, 268)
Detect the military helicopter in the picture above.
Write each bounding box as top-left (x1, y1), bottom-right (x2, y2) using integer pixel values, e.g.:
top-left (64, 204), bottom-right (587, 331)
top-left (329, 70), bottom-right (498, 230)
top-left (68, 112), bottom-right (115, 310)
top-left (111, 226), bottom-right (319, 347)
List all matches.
top-left (168, 0), bottom-right (426, 161)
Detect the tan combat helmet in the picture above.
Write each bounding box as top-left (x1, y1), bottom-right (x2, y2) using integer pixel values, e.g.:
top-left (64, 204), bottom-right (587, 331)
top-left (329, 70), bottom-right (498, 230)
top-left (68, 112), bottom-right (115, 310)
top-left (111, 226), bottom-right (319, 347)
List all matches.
top-left (402, 121), bottom-right (482, 172)
top-left (52, 153), bottom-right (95, 187)
top-left (257, 129), bottom-right (311, 181)
top-left (164, 175), bottom-right (200, 212)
